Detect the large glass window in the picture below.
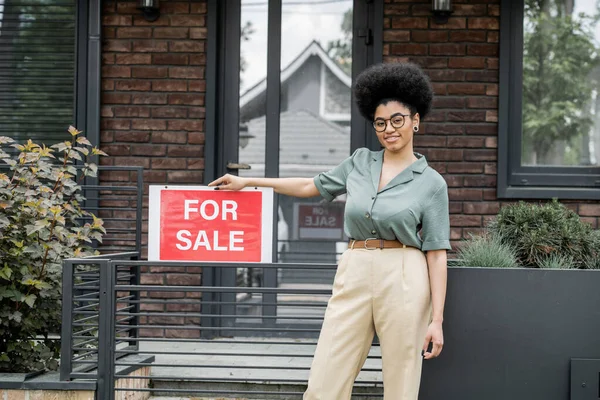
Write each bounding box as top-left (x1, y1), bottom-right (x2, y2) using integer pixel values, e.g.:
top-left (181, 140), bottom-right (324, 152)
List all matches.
top-left (237, 0), bottom-right (354, 264)
top-left (521, 0), bottom-right (600, 167)
top-left (0, 0), bottom-right (76, 143)
top-left (499, 0), bottom-right (600, 198)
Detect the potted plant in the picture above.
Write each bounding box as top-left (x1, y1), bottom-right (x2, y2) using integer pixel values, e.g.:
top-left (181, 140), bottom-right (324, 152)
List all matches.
top-left (456, 199), bottom-right (600, 270)
top-left (420, 200), bottom-right (600, 400)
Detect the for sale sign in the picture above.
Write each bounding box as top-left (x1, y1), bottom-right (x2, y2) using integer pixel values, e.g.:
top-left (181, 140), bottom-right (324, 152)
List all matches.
top-left (148, 186), bottom-right (273, 262)
top-left (292, 202), bottom-right (345, 240)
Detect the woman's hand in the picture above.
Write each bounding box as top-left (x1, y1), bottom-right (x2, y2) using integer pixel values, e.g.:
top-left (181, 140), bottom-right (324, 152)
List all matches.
top-left (208, 174), bottom-right (247, 191)
top-left (422, 320), bottom-right (444, 360)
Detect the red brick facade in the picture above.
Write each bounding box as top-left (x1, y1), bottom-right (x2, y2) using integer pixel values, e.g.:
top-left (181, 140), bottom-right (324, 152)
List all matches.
top-left (100, 1), bottom-right (207, 337)
top-left (383, 0), bottom-right (599, 248)
top-left (100, 0), bottom-right (207, 190)
top-left (99, 0), bottom-right (600, 255)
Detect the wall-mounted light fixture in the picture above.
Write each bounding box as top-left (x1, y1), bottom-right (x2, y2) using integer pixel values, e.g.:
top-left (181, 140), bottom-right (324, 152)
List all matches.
top-left (432, 0), bottom-right (452, 24)
top-left (138, 0), bottom-right (160, 22)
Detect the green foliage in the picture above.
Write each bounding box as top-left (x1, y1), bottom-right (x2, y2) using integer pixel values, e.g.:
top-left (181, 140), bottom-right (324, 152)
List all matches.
top-left (522, 0), bottom-right (600, 164)
top-left (538, 253), bottom-right (577, 269)
top-left (0, 127), bottom-right (107, 373)
top-left (488, 199), bottom-right (596, 269)
top-left (583, 230), bottom-right (600, 269)
top-left (239, 20), bottom-right (256, 87)
top-left (457, 234), bottom-right (520, 269)
top-left (327, 8), bottom-right (353, 74)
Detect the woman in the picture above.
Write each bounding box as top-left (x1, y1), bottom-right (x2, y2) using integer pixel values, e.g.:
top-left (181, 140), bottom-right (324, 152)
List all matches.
top-left (209, 62), bottom-right (449, 400)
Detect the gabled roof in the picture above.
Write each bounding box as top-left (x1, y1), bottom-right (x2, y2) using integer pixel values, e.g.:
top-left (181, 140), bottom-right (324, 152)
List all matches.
top-left (239, 40), bottom-right (352, 108)
top-left (238, 109), bottom-right (350, 177)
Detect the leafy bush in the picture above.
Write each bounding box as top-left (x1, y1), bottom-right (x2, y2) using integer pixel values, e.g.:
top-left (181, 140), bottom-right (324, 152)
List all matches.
top-left (488, 199), bottom-right (596, 269)
top-left (0, 127), bottom-right (107, 373)
top-left (457, 234), bottom-right (520, 269)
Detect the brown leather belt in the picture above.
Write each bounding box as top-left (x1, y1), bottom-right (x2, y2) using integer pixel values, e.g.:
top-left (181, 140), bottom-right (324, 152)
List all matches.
top-left (348, 238), bottom-right (407, 250)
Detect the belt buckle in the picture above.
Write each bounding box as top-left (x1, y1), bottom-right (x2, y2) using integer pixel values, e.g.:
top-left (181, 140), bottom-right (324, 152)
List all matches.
top-left (364, 238), bottom-right (379, 250)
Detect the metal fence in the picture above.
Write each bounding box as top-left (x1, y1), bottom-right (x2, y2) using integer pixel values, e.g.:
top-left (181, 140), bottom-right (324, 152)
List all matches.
top-left (59, 253), bottom-right (141, 382)
top-left (86, 165), bottom-right (144, 255)
top-left (60, 258), bottom-right (385, 399)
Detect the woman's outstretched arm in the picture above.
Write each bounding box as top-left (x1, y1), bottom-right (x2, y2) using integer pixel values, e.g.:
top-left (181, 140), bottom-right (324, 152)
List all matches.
top-left (208, 174), bottom-right (320, 198)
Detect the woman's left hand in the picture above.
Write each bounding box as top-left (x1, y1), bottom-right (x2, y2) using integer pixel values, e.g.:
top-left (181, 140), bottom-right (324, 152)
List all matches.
top-left (422, 321), bottom-right (444, 360)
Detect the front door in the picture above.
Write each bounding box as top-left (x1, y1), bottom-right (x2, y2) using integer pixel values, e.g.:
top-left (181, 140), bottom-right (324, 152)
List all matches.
top-left (205, 0), bottom-right (382, 337)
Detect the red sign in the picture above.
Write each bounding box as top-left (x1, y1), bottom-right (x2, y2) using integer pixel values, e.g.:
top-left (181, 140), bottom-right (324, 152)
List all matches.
top-left (149, 186), bottom-right (273, 262)
top-left (294, 202), bottom-right (345, 240)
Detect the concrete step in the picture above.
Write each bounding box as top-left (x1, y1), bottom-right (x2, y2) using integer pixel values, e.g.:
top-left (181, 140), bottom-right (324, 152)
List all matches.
top-left (149, 397), bottom-right (259, 400)
top-left (143, 339), bottom-right (383, 400)
top-left (149, 382), bottom-right (383, 400)
top-left (148, 396), bottom-right (279, 400)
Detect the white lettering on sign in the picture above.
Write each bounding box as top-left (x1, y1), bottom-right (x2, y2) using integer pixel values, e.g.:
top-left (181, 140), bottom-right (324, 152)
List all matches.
top-left (304, 216), bottom-right (337, 227)
top-left (175, 229), bottom-right (245, 251)
top-left (222, 200), bottom-right (238, 221)
top-left (230, 231), bottom-right (244, 251)
top-left (200, 200), bottom-right (219, 220)
top-left (184, 199), bottom-right (239, 221)
top-left (184, 200), bottom-right (199, 220)
top-left (176, 230), bottom-right (192, 250)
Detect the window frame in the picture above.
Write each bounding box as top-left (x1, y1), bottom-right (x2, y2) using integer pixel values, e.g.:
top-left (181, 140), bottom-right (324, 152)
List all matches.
top-left (498, 0), bottom-right (600, 200)
top-left (77, 0), bottom-right (101, 152)
top-left (0, 0), bottom-right (94, 146)
top-left (202, 0), bottom-right (383, 338)
top-left (204, 0), bottom-right (383, 184)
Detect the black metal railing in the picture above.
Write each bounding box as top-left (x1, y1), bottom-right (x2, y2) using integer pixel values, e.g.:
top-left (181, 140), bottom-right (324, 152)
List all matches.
top-left (61, 258), bottom-right (385, 399)
top-left (59, 252), bottom-right (141, 382)
top-left (86, 166), bottom-right (144, 255)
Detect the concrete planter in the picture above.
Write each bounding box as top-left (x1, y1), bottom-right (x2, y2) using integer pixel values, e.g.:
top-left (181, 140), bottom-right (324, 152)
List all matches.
top-left (420, 267), bottom-right (600, 400)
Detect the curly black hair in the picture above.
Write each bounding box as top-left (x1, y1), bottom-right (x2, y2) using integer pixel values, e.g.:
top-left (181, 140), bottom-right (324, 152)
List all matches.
top-left (353, 62), bottom-right (433, 121)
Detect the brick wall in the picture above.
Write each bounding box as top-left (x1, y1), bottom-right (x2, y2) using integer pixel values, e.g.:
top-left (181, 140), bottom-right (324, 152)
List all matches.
top-left (136, 265), bottom-right (202, 338)
top-left (100, 0), bottom-right (207, 229)
top-left (382, 0), bottom-right (599, 249)
top-left (100, 0), bottom-right (207, 336)
top-left (97, 0), bottom-right (600, 255)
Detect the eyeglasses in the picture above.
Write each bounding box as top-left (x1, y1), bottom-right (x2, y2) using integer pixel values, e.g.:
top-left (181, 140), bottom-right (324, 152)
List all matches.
top-left (372, 112), bottom-right (410, 132)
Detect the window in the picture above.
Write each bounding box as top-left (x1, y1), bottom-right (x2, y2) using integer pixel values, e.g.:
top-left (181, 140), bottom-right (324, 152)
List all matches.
top-left (0, 0), bottom-right (77, 143)
top-left (499, 0), bottom-right (600, 199)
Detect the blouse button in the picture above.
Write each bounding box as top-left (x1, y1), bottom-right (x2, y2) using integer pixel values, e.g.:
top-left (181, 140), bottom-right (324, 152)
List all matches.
top-left (371, 229), bottom-right (377, 235)
top-left (365, 213), bottom-right (370, 219)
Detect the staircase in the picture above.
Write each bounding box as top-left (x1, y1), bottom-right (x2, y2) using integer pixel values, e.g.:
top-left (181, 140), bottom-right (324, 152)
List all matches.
top-left (137, 339), bottom-right (383, 400)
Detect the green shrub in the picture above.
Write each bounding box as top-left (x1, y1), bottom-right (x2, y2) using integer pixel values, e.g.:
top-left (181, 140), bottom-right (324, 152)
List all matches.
top-left (0, 128), bottom-right (107, 373)
top-left (488, 199), bottom-right (596, 268)
top-left (583, 230), bottom-right (600, 270)
top-left (456, 234), bottom-right (520, 269)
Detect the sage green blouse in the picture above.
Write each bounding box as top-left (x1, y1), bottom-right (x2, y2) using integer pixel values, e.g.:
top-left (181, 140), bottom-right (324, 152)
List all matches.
top-left (313, 148), bottom-right (451, 251)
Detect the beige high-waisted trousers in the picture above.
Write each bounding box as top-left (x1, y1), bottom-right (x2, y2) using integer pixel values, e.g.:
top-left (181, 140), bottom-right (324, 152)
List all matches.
top-left (304, 247), bottom-right (431, 400)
